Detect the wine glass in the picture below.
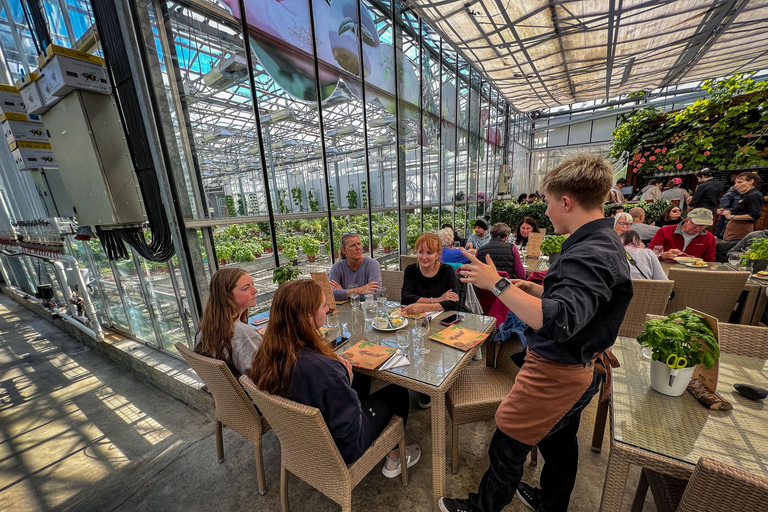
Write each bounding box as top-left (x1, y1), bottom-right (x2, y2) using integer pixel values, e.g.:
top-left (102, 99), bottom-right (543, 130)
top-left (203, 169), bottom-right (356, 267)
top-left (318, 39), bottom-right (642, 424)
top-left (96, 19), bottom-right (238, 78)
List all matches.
top-left (652, 245), bottom-right (664, 259)
top-left (453, 241), bottom-right (461, 248)
top-left (727, 253), bottom-right (741, 269)
top-left (326, 314), bottom-right (340, 347)
top-left (348, 283), bottom-right (360, 310)
top-left (414, 316), bottom-right (430, 354)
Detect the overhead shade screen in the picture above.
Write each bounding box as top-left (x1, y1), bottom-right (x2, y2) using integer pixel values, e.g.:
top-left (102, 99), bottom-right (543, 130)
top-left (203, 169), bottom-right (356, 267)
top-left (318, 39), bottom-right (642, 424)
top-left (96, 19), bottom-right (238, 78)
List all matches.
top-left (407, 0), bottom-right (768, 111)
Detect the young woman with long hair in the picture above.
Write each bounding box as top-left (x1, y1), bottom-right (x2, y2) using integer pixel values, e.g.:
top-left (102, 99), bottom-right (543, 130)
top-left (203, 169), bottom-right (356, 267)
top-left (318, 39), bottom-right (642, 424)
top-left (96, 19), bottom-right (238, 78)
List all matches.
top-left (194, 267), bottom-right (262, 376)
top-left (509, 217), bottom-right (540, 251)
top-left (655, 205), bottom-right (683, 227)
top-left (250, 280), bottom-right (419, 476)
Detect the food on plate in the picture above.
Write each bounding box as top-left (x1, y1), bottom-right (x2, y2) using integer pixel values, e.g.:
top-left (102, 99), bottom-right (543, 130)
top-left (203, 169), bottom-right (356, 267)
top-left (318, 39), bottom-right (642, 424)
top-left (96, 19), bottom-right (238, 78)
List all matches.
top-left (691, 260), bottom-right (707, 267)
top-left (674, 256), bottom-right (695, 263)
top-left (373, 316), bottom-right (389, 329)
top-left (390, 317), bottom-right (404, 327)
top-left (756, 271), bottom-right (768, 278)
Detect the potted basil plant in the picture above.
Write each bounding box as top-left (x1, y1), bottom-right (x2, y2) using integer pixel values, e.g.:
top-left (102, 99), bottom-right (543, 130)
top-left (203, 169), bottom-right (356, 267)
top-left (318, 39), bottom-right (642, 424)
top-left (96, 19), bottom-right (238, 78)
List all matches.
top-left (540, 235), bottom-right (567, 264)
top-left (740, 237), bottom-right (768, 274)
top-left (636, 309), bottom-right (720, 396)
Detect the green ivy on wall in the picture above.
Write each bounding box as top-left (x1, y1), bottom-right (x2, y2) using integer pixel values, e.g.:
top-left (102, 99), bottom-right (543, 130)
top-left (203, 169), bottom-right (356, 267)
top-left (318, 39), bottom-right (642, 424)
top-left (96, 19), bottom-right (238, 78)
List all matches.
top-left (610, 74), bottom-right (768, 175)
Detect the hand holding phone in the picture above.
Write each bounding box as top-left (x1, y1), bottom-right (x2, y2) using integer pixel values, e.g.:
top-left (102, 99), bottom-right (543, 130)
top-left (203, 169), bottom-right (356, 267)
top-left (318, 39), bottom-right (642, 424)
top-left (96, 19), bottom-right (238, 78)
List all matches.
top-left (440, 314), bottom-right (464, 326)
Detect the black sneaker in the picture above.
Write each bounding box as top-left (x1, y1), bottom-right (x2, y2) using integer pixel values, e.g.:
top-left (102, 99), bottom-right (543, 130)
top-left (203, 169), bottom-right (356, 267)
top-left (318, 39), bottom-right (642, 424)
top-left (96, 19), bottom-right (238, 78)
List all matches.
top-left (419, 393), bottom-right (432, 409)
top-left (438, 497), bottom-right (473, 512)
top-left (515, 481), bottom-right (542, 511)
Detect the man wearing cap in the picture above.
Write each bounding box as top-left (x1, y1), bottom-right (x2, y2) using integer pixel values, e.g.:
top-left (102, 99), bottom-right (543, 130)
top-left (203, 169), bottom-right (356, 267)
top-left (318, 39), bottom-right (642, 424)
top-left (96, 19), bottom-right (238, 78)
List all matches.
top-left (607, 178), bottom-right (627, 204)
top-left (648, 208), bottom-right (717, 261)
top-left (688, 169), bottom-right (724, 212)
top-left (466, 219), bottom-right (491, 250)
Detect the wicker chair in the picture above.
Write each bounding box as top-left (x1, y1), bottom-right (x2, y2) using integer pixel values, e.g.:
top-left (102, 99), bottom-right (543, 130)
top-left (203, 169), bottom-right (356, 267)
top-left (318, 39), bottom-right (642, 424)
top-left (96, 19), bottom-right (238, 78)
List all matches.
top-left (381, 270), bottom-right (404, 303)
top-left (446, 339), bottom-right (523, 473)
top-left (676, 457), bottom-right (768, 512)
top-left (665, 268), bottom-right (750, 322)
top-left (240, 375), bottom-right (408, 512)
top-left (630, 321), bottom-right (768, 512)
top-left (590, 279), bottom-right (675, 453)
top-left (618, 279), bottom-right (675, 338)
top-left (175, 343), bottom-right (271, 495)
top-left (400, 254), bottom-right (417, 270)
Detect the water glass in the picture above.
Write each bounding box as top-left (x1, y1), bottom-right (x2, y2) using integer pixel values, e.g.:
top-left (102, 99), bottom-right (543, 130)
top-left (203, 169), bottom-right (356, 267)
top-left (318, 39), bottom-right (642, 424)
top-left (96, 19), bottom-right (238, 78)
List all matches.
top-left (414, 316), bottom-right (430, 354)
top-left (652, 245), bottom-right (664, 258)
top-left (326, 314), bottom-right (340, 345)
top-left (453, 241), bottom-right (461, 248)
top-left (377, 286), bottom-right (387, 312)
top-left (728, 253), bottom-right (741, 269)
top-left (397, 331), bottom-right (409, 357)
top-left (348, 283), bottom-right (360, 310)
top-left (363, 298), bottom-right (377, 322)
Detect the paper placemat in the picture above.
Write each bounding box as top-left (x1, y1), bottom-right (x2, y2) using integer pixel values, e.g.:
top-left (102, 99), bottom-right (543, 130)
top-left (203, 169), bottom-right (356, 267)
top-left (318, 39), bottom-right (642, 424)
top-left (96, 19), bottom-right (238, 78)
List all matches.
top-left (339, 340), bottom-right (396, 369)
top-left (429, 325), bottom-right (489, 351)
top-left (392, 306), bottom-right (425, 319)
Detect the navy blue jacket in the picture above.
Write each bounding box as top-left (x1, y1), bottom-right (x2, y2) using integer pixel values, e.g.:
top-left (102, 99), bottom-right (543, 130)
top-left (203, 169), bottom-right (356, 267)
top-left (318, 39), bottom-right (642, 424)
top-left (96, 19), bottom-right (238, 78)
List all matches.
top-left (287, 349), bottom-right (370, 464)
top-left (526, 217), bottom-right (633, 365)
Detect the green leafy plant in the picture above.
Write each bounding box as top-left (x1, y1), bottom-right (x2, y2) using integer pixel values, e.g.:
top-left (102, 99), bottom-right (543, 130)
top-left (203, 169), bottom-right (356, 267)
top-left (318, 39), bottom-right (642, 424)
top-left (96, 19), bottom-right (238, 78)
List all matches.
top-left (283, 245), bottom-right (298, 262)
top-left (741, 237), bottom-right (768, 261)
top-left (291, 187), bottom-right (304, 212)
top-left (346, 189), bottom-right (359, 209)
top-left (278, 190), bottom-right (289, 214)
top-left (489, 200), bottom-right (553, 234)
top-left (361, 181), bottom-right (368, 208)
top-left (637, 309), bottom-right (720, 369)
top-left (540, 235), bottom-right (567, 255)
top-left (381, 230), bottom-right (398, 250)
top-left (300, 235), bottom-right (320, 259)
top-left (637, 200), bottom-right (671, 224)
top-left (273, 264), bottom-right (301, 286)
top-left (224, 195), bottom-right (236, 217)
top-left (455, 191), bottom-right (466, 202)
top-left (308, 189), bottom-right (319, 212)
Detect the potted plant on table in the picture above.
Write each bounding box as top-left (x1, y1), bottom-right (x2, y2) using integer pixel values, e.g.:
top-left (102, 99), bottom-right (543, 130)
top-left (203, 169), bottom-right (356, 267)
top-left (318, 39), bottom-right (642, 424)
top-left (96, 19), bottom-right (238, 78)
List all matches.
top-left (740, 238), bottom-right (768, 274)
top-left (540, 235), bottom-right (567, 264)
top-left (637, 309), bottom-right (720, 396)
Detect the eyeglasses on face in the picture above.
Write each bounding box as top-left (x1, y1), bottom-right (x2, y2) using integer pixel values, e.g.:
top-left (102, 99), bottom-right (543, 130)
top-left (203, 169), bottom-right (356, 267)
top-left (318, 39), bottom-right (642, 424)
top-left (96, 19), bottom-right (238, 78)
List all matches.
top-left (616, 222), bottom-right (631, 227)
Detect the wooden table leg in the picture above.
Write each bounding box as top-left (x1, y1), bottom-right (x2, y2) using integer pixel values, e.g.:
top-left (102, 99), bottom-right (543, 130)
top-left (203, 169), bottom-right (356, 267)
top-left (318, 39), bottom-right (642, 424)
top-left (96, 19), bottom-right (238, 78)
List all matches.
top-left (598, 446), bottom-right (631, 512)
top-left (431, 392), bottom-right (446, 512)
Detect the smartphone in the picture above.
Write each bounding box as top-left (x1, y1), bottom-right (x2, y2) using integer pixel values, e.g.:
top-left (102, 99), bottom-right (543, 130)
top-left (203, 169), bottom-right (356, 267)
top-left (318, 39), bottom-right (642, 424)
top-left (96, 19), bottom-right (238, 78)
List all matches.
top-left (440, 314), bottom-right (464, 326)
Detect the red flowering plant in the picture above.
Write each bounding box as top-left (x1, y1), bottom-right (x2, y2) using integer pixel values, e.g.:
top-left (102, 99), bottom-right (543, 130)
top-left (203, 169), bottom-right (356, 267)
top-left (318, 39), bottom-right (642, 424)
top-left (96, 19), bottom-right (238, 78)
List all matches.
top-left (610, 73), bottom-right (768, 175)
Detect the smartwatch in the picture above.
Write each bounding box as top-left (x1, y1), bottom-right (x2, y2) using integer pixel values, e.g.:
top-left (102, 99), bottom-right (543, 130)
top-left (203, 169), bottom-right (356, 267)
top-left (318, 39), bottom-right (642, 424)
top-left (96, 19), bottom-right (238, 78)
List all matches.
top-left (492, 278), bottom-right (512, 297)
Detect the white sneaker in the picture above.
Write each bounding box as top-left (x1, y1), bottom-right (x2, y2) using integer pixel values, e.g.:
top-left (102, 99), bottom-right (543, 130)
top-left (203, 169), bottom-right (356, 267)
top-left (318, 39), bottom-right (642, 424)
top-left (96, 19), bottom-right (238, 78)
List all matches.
top-left (382, 443), bottom-right (421, 478)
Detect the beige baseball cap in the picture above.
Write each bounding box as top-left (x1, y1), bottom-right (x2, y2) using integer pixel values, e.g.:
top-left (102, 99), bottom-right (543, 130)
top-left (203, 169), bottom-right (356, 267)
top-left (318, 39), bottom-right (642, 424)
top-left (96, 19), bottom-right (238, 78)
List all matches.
top-left (687, 208), bottom-right (714, 226)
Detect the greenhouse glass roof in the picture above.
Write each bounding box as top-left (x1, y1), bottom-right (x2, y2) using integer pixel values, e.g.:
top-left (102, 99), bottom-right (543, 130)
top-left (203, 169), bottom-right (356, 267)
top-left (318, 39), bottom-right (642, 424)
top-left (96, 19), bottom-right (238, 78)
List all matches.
top-left (406, 0), bottom-right (768, 111)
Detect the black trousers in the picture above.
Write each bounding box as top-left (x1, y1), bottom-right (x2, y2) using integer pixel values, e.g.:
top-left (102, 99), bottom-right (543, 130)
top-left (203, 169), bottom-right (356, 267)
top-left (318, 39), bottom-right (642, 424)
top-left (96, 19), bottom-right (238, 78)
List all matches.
top-left (352, 374), bottom-right (410, 442)
top-left (466, 369), bottom-right (600, 512)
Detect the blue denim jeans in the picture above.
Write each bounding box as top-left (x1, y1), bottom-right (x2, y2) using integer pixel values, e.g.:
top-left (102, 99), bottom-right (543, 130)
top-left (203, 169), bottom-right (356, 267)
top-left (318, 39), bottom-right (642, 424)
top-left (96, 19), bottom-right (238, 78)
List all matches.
top-left (466, 369), bottom-right (600, 512)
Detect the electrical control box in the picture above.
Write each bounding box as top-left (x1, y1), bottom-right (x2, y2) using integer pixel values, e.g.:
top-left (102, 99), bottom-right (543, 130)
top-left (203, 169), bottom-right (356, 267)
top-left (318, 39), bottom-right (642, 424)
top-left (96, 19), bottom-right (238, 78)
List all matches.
top-left (42, 90), bottom-right (146, 227)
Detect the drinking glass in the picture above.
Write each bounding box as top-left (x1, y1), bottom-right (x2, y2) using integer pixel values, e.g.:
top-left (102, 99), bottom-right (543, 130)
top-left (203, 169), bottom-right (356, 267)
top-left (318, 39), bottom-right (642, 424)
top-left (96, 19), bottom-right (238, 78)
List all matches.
top-left (363, 297), bottom-right (377, 323)
top-left (326, 314), bottom-right (340, 346)
top-left (652, 245), bottom-right (664, 258)
top-left (414, 316), bottom-right (430, 354)
top-left (377, 286), bottom-right (387, 313)
top-left (728, 253), bottom-right (741, 269)
top-left (348, 283), bottom-right (360, 310)
top-left (453, 241), bottom-right (461, 248)
top-left (397, 331), bottom-right (409, 358)
top-left (520, 248), bottom-right (528, 261)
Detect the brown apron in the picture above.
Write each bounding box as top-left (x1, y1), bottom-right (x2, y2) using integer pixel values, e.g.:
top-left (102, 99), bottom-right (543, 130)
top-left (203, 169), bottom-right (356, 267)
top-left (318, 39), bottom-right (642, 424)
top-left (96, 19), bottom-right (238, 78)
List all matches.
top-left (723, 219), bottom-right (754, 242)
top-left (495, 349), bottom-right (619, 446)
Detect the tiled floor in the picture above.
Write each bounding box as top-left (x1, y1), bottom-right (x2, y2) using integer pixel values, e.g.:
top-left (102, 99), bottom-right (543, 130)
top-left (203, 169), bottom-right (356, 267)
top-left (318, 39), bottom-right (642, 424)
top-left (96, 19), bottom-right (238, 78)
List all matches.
top-left (0, 293), bottom-right (655, 511)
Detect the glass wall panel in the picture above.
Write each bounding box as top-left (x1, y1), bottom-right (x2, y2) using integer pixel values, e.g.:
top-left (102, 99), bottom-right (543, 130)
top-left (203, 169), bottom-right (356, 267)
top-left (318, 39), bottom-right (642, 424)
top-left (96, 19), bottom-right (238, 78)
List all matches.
top-left (135, 256), bottom-right (189, 351)
top-left (67, 237), bottom-right (109, 325)
top-left (115, 251), bottom-right (158, 346)
top-left (86, 239), bottom-right (130, 333)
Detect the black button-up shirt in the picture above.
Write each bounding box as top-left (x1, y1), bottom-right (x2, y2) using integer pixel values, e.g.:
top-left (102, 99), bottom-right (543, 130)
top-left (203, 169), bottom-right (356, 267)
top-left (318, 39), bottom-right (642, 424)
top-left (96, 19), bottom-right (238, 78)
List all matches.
top-left (527, 217), bottom-right (633, 365)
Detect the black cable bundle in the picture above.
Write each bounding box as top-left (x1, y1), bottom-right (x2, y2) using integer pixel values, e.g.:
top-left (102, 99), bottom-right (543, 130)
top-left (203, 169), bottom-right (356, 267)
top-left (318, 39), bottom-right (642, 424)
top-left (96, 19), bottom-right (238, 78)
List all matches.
top-left (90, 0), bottom-right (175, 262)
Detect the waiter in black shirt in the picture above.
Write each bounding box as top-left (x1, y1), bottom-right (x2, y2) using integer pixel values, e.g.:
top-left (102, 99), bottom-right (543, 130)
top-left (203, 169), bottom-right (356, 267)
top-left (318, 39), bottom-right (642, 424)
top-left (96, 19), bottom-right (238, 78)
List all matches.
top-left (688, 168), bottom-right (724, 213)
top-left (439, 155), bottom-right (633, 512)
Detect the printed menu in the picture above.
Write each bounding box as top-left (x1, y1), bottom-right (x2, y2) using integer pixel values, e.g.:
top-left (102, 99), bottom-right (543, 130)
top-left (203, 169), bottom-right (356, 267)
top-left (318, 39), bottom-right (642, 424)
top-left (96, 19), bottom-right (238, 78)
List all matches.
top-left (340, 340), bottom-right (396, 369)
top-left (310, 272), bottom-right (336, 311)
top-left (429, 325), bottom-right (489, 351)
top-left (526, 232), bottom-right (544, 258)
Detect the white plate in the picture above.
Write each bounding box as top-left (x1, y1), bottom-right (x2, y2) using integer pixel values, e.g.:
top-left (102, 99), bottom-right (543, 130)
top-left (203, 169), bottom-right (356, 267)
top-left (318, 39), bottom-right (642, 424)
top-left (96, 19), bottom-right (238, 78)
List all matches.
top-left (371, 318), bottom-right (409, 332)
top-left (681, 262), bottom-right (708, 268)
top-left (751, 274), bottom-right (768, 281)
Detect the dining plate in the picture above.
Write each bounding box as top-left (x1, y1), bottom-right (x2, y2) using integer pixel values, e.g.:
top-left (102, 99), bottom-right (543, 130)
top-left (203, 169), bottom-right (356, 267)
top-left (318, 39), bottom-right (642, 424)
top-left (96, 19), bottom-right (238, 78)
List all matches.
top-left (750, 274), bottom-right (768, 282)
top-left (371, 318), bottom-right (409, 332)
top-left (682, 262), bottom-right (708, 268)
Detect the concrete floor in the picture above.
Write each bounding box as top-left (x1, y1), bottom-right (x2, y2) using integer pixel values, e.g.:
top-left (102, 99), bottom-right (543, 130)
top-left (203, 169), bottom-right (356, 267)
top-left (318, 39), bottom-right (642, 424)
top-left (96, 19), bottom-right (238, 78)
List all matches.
top-left (0, 293), bottom-right (656, 512)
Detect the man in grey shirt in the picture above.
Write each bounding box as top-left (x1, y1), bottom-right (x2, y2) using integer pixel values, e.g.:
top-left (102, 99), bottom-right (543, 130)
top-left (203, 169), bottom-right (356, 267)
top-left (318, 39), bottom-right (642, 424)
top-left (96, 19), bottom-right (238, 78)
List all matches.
top-left (628, 207), bottom-right (659, 242)
top-left (466, 218), bottom-right (491, 249)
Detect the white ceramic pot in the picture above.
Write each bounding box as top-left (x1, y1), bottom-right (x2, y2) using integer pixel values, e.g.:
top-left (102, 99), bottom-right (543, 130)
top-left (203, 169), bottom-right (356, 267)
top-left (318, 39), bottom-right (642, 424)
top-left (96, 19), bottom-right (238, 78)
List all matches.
top-left (650, 360), bottom-right (696, 396)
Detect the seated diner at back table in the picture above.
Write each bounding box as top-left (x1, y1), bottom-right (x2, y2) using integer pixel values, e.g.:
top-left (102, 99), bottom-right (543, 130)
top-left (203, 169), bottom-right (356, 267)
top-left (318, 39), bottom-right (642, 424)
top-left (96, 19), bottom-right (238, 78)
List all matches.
top-left (648, 207), bottom-right (717, 262)
top-left (328, 232), bottom-right (382, 301)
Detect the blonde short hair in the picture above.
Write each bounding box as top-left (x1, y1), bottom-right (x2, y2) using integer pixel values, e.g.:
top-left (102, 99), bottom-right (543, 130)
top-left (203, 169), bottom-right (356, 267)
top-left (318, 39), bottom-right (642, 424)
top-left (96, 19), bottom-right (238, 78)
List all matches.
top-left (438, 228), bottom-right (454, 247)
top-left (540, 154), bottom-right (613, 210)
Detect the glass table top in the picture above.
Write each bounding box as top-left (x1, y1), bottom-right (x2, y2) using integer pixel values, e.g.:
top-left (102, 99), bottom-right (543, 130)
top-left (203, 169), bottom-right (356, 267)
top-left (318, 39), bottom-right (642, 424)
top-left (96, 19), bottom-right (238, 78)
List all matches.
top-left (611, 337), bottom-right (768, 478)
top-left (331, 302), bottom-right (495, 388)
